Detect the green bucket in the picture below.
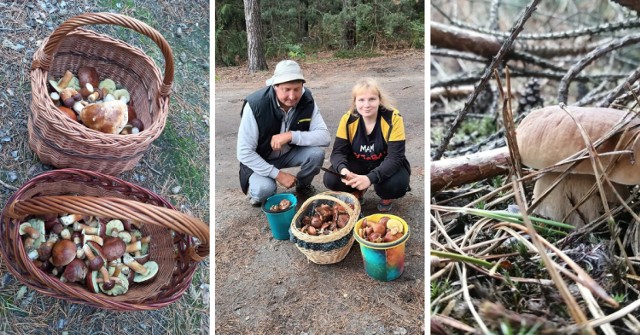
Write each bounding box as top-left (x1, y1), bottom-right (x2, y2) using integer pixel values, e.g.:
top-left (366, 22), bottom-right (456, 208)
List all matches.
top-left (262, 193), bottom-right (298, 240)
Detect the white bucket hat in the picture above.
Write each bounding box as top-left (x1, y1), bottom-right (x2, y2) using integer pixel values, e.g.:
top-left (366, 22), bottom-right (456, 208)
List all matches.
top-left (266, 60), bottom-right (305, 86)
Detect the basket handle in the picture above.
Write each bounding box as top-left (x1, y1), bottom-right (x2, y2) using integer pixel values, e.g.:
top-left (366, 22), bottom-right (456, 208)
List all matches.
top-left (8, 195), bottom-right (208, 262)
top-left (33, 12), bottom-right (174, 97)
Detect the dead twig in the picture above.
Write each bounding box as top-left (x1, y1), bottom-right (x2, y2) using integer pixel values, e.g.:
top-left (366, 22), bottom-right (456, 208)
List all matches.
top-left (432, 0), bottom-right (541, 160)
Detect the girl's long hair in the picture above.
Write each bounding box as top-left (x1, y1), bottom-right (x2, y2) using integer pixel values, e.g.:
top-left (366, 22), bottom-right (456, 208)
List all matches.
top-left (349, 77), bottom-right (396, 116)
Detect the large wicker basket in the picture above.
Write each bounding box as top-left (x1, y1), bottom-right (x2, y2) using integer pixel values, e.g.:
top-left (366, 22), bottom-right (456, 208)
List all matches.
top-left (29, 12), bottom-right (174, 175)
top-left (0, 169), bottom-right (209, 311)
top-left (290, 191), bottom-right (361, 264)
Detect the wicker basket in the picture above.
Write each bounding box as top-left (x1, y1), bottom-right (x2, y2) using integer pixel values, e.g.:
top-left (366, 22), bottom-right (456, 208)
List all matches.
top-left (290, 191), bottom-right (361, 264)
top-left (29, 12), bottom-right (174, 175)
top-left (0, 169), bottom-right (209, 311)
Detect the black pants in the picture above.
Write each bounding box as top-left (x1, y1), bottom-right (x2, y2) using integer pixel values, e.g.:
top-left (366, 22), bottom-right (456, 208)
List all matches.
top-left (323, 162), bottom-right (410, 199)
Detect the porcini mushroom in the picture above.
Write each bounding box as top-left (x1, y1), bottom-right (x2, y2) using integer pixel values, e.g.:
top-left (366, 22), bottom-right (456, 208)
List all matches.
top-left (79, 100), bottom-right (128, 134)
top-left (516, 105), bottom-right (637, 226)
top-left (50, 239), bottom-right (77, 267)
top-left (61, 258), bottom-right (88, 283)
top-left (102, 236), bottom-right (126, 262)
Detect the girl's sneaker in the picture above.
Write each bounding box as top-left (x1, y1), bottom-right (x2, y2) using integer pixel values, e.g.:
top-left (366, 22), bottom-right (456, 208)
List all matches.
top-left (377, 199), bottom-right (393, 212)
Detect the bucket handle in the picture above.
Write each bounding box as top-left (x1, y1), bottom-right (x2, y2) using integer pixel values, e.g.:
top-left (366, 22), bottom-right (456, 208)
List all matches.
top-left (32, 12), bottom-right (174, 98)
top-left (8, 195), bottom-right (209, 262)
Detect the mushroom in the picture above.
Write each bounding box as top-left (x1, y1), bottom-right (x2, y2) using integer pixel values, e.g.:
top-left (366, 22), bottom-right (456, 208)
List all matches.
top-left (102, 236), bottom-right (126, 262)
top-left (60, 214), bottom-right (83, 226)
top-left (516, 105), bottom-right (636, 226)
top-left (19, 221), bottom-right (41, 240)
top-left (105, 220), bottom-right (125, 237)
top-left (79, 100), bottom-right (128, 134)
top-left (60, 87), bottom-right (82, 108)
top-left (61, 258), bottom-right (88, 283)
top-left (20, 219), bottom-right (46, 248)
top-left (37, 234), bottom-right (59, 261)
top-left (98, 79), bottom-right (116, 95)
top-left (122, 254), bottom-right (158, 283)
top-left (77, 66), bottom-right (99, 97)
top-left (129, 118), bottom-right (144, 132)
top-left (50, 239), bottom-right (77, 267)
top-left (74, 221), bottom-right (105, 236)
top-left (98, 274), bottom-right (128, 295)
top-left (83, 241), bottom-right (105, 271)
top-left (113, 89), bottom-right (130, 104)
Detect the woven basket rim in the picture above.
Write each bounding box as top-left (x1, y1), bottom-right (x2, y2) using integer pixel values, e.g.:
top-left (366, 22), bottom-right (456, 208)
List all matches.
top-left (0, 168), bottom-right (209, 311)
top-left (290, 191), bottom-right (361, 244)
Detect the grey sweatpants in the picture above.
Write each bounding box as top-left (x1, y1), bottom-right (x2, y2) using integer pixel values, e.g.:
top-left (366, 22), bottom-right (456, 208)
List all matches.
top-left (248, 146), bottom-right (325, 202)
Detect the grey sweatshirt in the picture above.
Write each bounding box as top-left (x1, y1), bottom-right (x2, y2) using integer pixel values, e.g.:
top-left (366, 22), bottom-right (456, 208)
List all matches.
top-left (236, 89), bottom-right (331, 179)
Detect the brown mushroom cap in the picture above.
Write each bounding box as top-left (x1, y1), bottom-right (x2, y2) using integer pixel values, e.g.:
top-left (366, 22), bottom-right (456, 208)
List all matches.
top-left (102, 237), bottom-right (126, 262)
top-left (51, 239), bottom-right (77, 267)
top-left (80, 100), bottom-right (128, 134)
top-left (516, 105), bottom-right (640, 185)
top-left (62, 258), bottom-right (88, 283)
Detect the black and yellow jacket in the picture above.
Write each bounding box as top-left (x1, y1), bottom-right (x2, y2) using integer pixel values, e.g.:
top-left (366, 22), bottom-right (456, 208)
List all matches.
top-left (329, 107), bottom-right (410, 184)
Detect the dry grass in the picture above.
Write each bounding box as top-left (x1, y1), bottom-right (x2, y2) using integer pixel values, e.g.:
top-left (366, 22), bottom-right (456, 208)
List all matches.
top-left (430, 1), bottom-right (640, 333)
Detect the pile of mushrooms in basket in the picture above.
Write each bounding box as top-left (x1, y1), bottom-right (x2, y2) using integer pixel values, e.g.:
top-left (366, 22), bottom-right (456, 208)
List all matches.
top-left (49, 67), bottom-right (143, 135)
top-left (20, 213), bottom-right (156, 296)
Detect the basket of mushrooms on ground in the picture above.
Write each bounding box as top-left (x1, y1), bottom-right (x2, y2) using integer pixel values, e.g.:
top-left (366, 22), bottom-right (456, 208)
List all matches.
top-left (290, 191), bottom-right (361, 264)
top-left (29, 12), bottom-right (174, 175)
top-left (0, 169), bottom-right (210, 311)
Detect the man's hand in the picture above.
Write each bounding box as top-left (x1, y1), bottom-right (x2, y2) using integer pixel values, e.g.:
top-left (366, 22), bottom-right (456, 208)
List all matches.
top-left (271, 132), bottom-right (292, 151)
top-left (343, 174), bottom-right (371, 191)
top-left (276, 171), bottom-right (297, 188)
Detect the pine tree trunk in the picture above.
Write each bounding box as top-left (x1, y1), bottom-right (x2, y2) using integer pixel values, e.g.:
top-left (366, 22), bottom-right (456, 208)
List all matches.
top-left (243, 0), bottom-right (268, 73)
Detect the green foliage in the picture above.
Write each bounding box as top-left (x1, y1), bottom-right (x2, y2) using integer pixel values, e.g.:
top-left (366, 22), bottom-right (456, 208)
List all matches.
top-left (216, 0), bottom-right (424, 66)
top-left (215, 1), bottom-right (246, 66)
top-left (430, 280), bottom-right (451, 301)
top-left (285, 43), bottom-right (306, 60)
top-left (613, 292), bottom-right (627, 304)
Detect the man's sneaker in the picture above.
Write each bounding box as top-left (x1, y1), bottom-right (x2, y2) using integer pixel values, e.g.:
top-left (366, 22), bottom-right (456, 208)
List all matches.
top-left (296, 184), bottom-right (317, 199)
top-left (377, 199), bottom-right (393, 212)
top-left (247, 195), bottom-right (262, 207)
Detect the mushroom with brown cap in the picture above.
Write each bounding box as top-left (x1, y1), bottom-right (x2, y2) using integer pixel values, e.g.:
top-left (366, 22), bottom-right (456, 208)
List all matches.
top-left (80, 100), bottom-right (128, 134)
top-left (50, 239), bottom-right (77, 267)
top-left (102, 236), bottom-right (126, 262)
top-left (122, 253), bottom-right (158, 283)
top-left (516, 105), bottom-right (636, 226)
top-left (61, 258), bottom-right (88, 283)
top-left (83, 242), bottom-right (105, 271)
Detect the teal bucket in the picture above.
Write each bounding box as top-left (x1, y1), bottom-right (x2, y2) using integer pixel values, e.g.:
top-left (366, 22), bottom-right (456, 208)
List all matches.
top-left (262, 193), bottom-right (298, 240)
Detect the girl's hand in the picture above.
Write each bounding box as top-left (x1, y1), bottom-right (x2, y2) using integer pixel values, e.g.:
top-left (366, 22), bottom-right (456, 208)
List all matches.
top-left (343, 174), bottom-right (371, 190)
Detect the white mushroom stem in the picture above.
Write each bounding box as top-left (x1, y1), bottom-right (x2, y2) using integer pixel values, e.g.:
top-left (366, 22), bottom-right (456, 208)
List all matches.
top-left (19, 223), bottom-right (40, 239)
top-left (126, 241), bottom-right (141, 254)
top-left (123, 254), bottom-right (148, 275)
top-left (98, 266), bottom-right (111, 282)
top-left (73, 222), bottom-right (91, 232)
top-left (60, 214), bottom-right (83, 226)
top-left (532, 172), bottom-right (629, 227)
top-left (83, 234), bottom-right (103, 246)
top-left (96, 276), bottom-right (122, 284)
top-left (60, 229), bottom-right (72, 240)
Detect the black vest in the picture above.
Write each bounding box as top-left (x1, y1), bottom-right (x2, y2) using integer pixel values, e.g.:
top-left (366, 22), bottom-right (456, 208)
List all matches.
top-left (239, 86), bottom-right (315, 194)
